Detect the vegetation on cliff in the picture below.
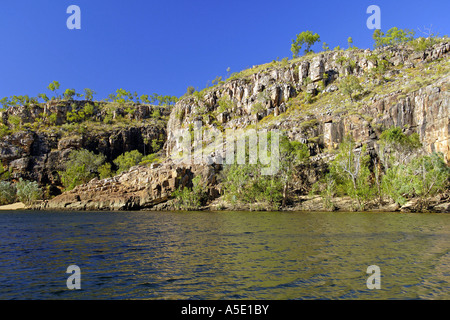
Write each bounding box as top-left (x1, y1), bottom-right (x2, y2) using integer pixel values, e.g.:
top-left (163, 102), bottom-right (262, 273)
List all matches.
top-left (0, 27), bottom-right (449, 212)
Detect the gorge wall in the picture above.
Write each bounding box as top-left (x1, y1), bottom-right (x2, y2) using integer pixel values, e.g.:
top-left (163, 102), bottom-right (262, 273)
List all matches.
top-left (0, 41), bottom-right (448, 211)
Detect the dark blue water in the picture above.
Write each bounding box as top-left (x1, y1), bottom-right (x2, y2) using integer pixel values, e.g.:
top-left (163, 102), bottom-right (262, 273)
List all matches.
top-left (0, 210), bottom-right (449, 300)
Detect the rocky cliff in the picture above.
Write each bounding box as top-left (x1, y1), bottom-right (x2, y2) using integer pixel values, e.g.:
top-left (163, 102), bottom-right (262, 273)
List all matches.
top-left (1, 100), bottom-right (168, 195)
top-left (166, 41), bottom-right (449, 163)
top-left (1, 41), bottom-right (449, 212)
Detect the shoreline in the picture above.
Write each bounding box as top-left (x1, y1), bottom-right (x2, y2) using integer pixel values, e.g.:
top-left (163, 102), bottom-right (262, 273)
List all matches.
top-left (26, 195), bottom-right (450, 213)
top-left (0, 202), bottom-right (26, 211)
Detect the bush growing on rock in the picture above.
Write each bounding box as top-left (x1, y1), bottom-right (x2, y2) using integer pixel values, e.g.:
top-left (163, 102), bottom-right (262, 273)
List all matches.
top-left (339, 75), bottom-right (363, 102)
top-left (139, 153), bottom-right (161, 166)
top-left (60, 149), bottom-right (107, 191)
top-left (114, 150), bottom-right (144, 174)
top-left (98, 163), bottom-right (113, 180)
top-left (373, 27), bottom-right (415, 48)
top-left (172, 176), bottom-right (208, 211)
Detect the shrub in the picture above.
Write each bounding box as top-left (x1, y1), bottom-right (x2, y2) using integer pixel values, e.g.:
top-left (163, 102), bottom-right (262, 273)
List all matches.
top-left (0, 181), bottom-right (16, 205)
top-left (48, 113), bottom-right (58, 125)
top-left (98, 163), bottom-right (113, 180)
top-left (217, 96), bottom-right (233, 113)
top-left (139, 153), bottom-right (161, 166)
top-left (151, 108), bottom-right (161, 119)
top-left (60, 149), bottom-right (106, 190)
top-left (15, 179), bottom-right (42, 205)
top-left (373, 27), bottom-right (415, 48)
top-left (0, 163), bottom-right (11, 181)
top-left (0, 124), bottom-right (11, 138)
top-left (382, 153), bottom-right (450, 206)
top-left (83, 103), bottom-right (95, 117)
top-left (410, 36), bottom-right (440, 52)
top-left (8, 115), bottom-right (22, 131)
top-left (222, 133), bottom-right (309, 208)
top-left (172, 176), bottom-right (208, 211)
top-left (328, 136), bottom-right (375, 210)
top-left (114, 150), bottom-right (143, 174)
top-left (151, 139), bottom-right (162, 153)
top-left (339, 75), bottom-right (363, 101)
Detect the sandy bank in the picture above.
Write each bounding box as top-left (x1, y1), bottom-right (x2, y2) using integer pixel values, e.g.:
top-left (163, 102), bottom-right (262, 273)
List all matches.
top-left (0, 202), bottom-right (26, 210)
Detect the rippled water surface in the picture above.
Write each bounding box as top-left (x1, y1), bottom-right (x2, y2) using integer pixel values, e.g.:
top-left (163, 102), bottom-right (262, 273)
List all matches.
top-left (0, 210), bottom-right (449, 300)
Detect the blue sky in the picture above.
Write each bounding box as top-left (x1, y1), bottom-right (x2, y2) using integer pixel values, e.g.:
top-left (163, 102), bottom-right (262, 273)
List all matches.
top-left (0, 0), bottom-right (448, 102)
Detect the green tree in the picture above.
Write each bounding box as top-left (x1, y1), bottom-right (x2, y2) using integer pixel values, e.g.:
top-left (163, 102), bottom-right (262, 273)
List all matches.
top-left (186, 86), bottom-right (196, 96)
top-left (291, 31), bottom-right (321, 57)
top-left (115, 88), bottom-right (133, 104)
top-left (64, 88), bottom-right (76, 101)
top-left (373, 27), bottom-right (415, 48)
top-left (0, 97), bottom-right (9, 109)
top-left (348, 37), bottom-right (353, 49)
top-left (38, 93), bottom-right (50, 103)
top-left (151, 139), bottom-right (162, 153)
top-left (113, 150), bottom-right (144, 174)
top-left (378, 127), bottom-right (421, 169)
top-left (15, 179), bottom-right (42, 205)
top-left (329, 136), bottom-right (374, 210)
top-left (48, 81), bottom-right (61, 100)
top-left (221, 133), bottom-right (308, 209)
top-left (60, 149), bottom-right (106, 190)
top-left (140, 95), bottom-right (150, 104)
top-left (339, 75), bottom-right (363, 101)
top-left (84, 88), bottom-right (96, 101)
top-left (278, 134), bottom-right (310, 207)
top-left (98, 163), bottom-right (113, 180)
top-left (382, 153), bottom-right (449, 206)
top-left (0, 181), bottom-right (16, 205)
top-left (172, 175), bottom-right (208, 210)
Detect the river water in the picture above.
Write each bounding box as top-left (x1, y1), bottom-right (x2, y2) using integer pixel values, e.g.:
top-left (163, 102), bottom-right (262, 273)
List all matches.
top-left (0, 210), bottom-right (448, 300)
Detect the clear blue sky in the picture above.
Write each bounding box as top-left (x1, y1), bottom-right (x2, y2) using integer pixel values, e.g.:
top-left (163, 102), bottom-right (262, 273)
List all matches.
top-left (0, 0), bottom-right (448, 101)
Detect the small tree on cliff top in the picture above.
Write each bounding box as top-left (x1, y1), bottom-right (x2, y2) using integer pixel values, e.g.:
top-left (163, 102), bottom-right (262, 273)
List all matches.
top-left (291, 31), bottom-right (321, 57)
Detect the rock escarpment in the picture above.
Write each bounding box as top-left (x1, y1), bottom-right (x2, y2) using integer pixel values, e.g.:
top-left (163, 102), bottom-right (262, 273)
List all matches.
top-left (35, 161), bottom-right (221, 211)
top-left (1, 100), bottom-right (168, 194)
top-left (5, 41), bottom-right (450, 211)
top-left (167, 42), bottom-right (450, 163)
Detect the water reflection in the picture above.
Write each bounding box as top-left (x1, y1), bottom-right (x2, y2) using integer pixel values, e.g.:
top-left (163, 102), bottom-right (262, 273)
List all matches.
top-left (0, 211), bottom-right (448, 299)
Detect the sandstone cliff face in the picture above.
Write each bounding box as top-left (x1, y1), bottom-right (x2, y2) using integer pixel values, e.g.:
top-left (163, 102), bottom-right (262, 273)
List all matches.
top-left (166, 42), bottom-right (450, 163)
top-left (34, 161), bottom-right (221, 211)
top-left (8, 42), bottom-right (450, 211)
top-left (1, 100), bottom-right (168, 192)
top-left (320, 75), bottom-right (449, 161)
